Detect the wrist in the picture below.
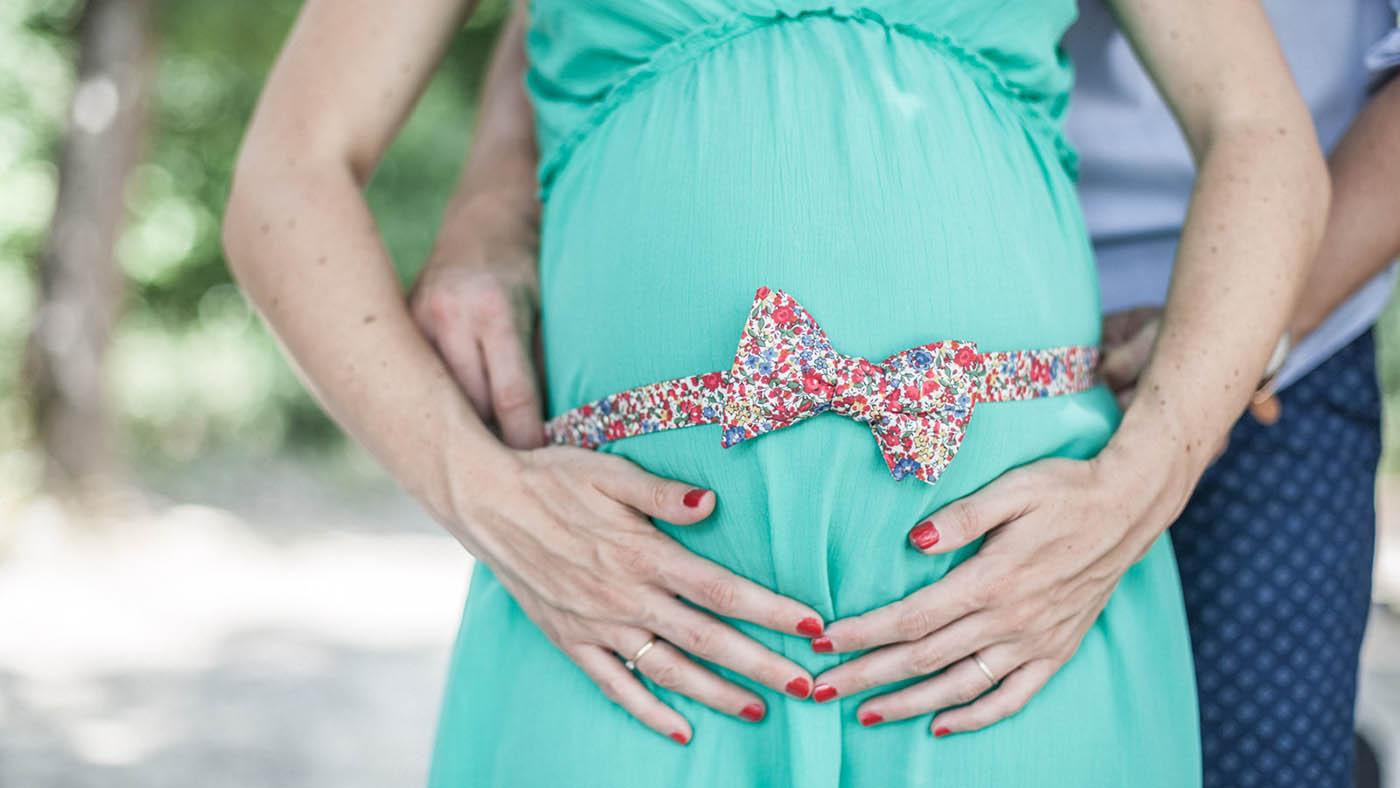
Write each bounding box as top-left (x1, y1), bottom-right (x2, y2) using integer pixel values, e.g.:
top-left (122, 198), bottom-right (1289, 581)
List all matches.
top-left (448, 188), bottom-right (538, 244)
top-left (1096, 401), bottom-right (1203, 534)
top-left (422, 393), bottom-right (524, 536)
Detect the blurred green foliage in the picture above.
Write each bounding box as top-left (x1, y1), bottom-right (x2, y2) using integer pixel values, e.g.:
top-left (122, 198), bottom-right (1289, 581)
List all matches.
top-left (1, 0), bottom-right (506, 475)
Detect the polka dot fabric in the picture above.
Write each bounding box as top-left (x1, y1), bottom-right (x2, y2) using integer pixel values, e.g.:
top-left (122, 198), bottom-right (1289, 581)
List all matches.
top-left (1171, 328), bottom-right (1380, 788)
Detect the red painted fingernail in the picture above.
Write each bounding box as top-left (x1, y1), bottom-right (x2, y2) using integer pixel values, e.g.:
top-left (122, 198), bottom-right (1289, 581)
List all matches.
top-left (813, 684), bottom-right (838, 703)
top-left (910, 521), bottom-right (940, 550)
top-left (740, 703), bottom-right (765, 722)
top-left (933, 726), bottom-right (951, 738)
top-left (859, 711), bottom-right (884, 727)
top-left (811, 637), bottom-right (833, 653)
top-left (670, 731), bottom-right (689, 745)
top-left (796, 617), bottom-right (824, 637)
top-left (683, 488), bottom-right (707, 507)
top-left (785, 677), bottom-right (811, 698)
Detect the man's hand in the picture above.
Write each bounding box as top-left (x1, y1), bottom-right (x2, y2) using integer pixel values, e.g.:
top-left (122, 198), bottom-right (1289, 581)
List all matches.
top-left (1100, 305), bottom-right (1162, 411)
top-left (410, 4), bottom-right (545, 448)
top-left (410, 197), bottom-right (545, 449)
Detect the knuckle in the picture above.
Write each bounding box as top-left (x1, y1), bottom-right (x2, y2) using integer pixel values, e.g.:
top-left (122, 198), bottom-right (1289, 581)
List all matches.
top-left (895, 606), bottom-right (933, 641)
top-left (905, 644), bottom-right (942, 676)
top-left (419, 286), bottom-right (464, 333)
top-left (649, 481), bottom-right (672, 514)
top-left (971, 575), bottom-right (1004, 610)
top-left (493, 379), bottom-right (537, 413)
top-left (954, 678), bottom-right (984, 705)
top-left (590, 583), bottom-right (645, 623)
top-left (947, 502), bottom-right (979, 541)
top-left (466, 283), bottom-right (512, 328)
top-left (1006, 604), bottom-right (1035, 632)
top-left (647, 662), bottom-right (683, 690)
top-left (611, 539), bottom-right (658, 580)
top-left (681, 624), bottom-right (718, 657)
top-left (595, 674), bottom-right (628, 702)
top-left (695, 576), bottom-right (738, 613)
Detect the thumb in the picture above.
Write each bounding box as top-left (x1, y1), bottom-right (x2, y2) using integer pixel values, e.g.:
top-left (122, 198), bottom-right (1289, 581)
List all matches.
top-left (907, 474), bottom-right (1030, 554)
top-left (590, 453), bottom-right (716, 525)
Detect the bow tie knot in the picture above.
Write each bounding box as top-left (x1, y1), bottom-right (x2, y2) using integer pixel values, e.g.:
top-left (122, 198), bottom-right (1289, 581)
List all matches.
top-left (719, 287), bottom-right (984, 484)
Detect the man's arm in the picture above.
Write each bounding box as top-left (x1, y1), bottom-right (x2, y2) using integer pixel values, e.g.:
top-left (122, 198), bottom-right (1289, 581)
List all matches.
top-left (1289, 75), bottom-right (1400, 339)
top-left (1104, 74), bottom-right (1400, 411)
top-left (410, 2), bottom-right (547, 448)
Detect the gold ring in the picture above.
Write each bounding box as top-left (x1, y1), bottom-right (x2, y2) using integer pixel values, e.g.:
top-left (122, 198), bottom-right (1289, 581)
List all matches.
top-left (623, 636), bottom-right (658, 671)
top-left (972, 654), bottom-right (998, 689)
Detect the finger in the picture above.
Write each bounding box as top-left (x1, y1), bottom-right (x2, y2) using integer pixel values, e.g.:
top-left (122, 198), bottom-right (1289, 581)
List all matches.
top-left (1100, 306), bottom-right (1160, 346)
top-left (1114, 385), bottom-right (1136, 412)
top-left (810, 615), bottom-right (993, 702)
top-left (907, 475), bottom-right (1031, 555)
top-left (853, 644), bottom-right (1017, 725)
top-left (645, 596), bottom-right (815, 699)
top-left (1099, 316), bottom-right (1159, 392)
top-left (929, 659), bottom-right (1056, 737)
top-left (589, 453), bottom-right (717, 525)
top-left (437, 331), bottom-right (495, 424)
top-left (624, 635), bottom-right (769, 722)
top-left (656, 540), bottom-right (827, 639)
top-left (480, 313), bottom-right (547, 449)
top-left (818, 567), bottom-right (979, 652)
top-left (572, 644), bottom-right (693, 745)
top-left (412, 283), bottom-right (498, 422)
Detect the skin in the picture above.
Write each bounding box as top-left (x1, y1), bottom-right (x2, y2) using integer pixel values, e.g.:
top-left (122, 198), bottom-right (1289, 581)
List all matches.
top-left (225, 0), bottom-right (1328, 745)
top-left (1103, 74), bottom-right (1400, 414)
top-left (223, 0), bottom-right (830, 747)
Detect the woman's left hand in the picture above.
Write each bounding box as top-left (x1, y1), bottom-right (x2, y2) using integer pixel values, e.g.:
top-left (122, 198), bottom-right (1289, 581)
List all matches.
top-left (807, 448), bottom-right (1180, 736)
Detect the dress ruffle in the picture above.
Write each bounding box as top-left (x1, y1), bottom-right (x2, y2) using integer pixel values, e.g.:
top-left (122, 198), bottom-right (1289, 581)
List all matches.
top-left (531, 6), bottom-right (1081, 202)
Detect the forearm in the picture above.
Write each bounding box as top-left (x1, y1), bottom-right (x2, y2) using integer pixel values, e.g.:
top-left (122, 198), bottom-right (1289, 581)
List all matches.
top-left (433, 3), bottom-right (539, 265)
top-left (1105, 120), bottom-right (1329, 514)
top-left (224, 158), bottom-right (506, 527)
top-left (1290, 75), bottom-right (1400, 339)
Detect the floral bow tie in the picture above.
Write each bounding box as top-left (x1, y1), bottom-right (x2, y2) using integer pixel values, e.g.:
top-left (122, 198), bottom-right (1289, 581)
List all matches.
top-left (544, 286), bottom-right (1100, 486)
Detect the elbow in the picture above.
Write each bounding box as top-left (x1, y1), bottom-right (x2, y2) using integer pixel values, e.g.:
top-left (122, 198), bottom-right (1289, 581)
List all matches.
top-left (221, 135), bottom-right (283, 287)
top-left (220, 157), bottom-right (259, 285)
top-left (220, 137), bottom-right (355, 290)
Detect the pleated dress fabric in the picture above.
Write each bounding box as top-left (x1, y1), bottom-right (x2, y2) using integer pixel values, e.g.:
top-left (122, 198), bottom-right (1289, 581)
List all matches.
top-left (427, 3), bottom-right (1202, 786)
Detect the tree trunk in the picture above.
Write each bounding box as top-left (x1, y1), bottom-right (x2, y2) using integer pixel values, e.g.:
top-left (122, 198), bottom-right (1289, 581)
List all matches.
top-left (26, 0), bottom-right (153, 495)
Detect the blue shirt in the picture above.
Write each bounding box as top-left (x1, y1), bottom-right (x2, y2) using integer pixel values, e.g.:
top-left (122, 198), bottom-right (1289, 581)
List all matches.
top-left (1065, 0), bottom-right (1400, 391)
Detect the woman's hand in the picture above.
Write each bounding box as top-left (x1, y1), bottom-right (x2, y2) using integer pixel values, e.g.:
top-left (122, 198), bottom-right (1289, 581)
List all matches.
top-left (804, 445), bottom-right (1181, 736)
top-left (454, 443), bottom-right (827, 744)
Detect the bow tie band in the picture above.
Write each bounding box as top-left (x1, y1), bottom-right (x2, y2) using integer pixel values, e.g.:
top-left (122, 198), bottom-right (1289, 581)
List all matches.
top-left (544, 286), bottom-right (1101, 486)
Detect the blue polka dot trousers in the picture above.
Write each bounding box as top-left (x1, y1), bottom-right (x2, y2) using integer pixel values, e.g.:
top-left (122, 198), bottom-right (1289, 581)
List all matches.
top-left (1171, 328), bottom-right (1381, 788)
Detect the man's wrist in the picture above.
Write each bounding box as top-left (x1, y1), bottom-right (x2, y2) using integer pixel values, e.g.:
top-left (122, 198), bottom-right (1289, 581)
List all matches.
top-left (425, 189), bottom-right (540, 276)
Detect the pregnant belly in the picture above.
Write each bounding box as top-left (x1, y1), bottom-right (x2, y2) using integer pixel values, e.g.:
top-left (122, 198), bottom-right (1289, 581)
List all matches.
top-left (535, 15), bottom-right (1116, 612)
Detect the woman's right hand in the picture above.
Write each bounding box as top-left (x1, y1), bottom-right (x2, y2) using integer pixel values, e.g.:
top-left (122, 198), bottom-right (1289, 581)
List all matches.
top-left (452, 443), bottom-right (825, 744)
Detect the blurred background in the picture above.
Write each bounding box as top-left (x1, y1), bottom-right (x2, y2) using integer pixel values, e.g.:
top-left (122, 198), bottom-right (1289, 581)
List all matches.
top-left (0, 0), bottom-right (1397, 786)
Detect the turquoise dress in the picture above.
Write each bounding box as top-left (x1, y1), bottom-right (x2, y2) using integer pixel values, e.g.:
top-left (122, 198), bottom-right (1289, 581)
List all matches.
top-left (429, 2), bottom-right (1202, 786)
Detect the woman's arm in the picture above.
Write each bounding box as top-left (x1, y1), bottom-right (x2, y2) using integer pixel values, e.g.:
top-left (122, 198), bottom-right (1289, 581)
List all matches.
top-left (1105, 72), bottom-right (1400, 416)
top-left (223, 0), bottom-right (826, 743)
top-left (409, 3), bottom-right (550, 450)
top-left (1100, 0), bottom-right (1328, 485)
top-left (805, 0), bottom-right (1330, 735)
